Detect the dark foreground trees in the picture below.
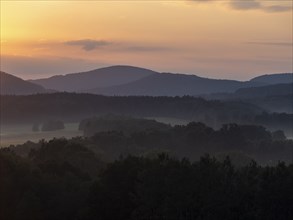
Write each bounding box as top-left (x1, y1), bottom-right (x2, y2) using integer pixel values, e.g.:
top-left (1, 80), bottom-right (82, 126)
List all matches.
top-left (0, 140), bottom-right (104, 220)
top-left (1, 142), bottom-right (293, 220)
top-left (88, 155), bottom-right (293, 220)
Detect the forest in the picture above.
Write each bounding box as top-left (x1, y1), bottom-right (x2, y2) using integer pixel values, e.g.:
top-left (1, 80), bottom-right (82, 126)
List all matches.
top-left (7, 116), bottom-right (293, 164)
top-left (1, 116), bottom-right (292, 219)
top-left (1, 1), bottom-right (292, 219)
top-left (1, 143), bottom-right (293, 220)
top-left (1, 97), bottom-right (292, 220)
top-left (1, 93), bottom-right (292, 136)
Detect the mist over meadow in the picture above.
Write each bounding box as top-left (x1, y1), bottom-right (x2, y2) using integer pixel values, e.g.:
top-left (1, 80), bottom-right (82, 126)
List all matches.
top-left (1, 66), bottom-right (293, 219)
top-left (1, 1), bottom-right (293, 219)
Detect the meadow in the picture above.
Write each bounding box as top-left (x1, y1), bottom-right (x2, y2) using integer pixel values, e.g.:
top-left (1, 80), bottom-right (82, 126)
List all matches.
top-left (0, 123), bottom-right (82, 147)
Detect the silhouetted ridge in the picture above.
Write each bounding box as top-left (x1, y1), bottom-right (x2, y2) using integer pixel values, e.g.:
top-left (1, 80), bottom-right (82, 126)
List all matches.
top-left (234, 83), bottom-right (293, 98)
top-left (29, 66), bottom-right (292, 96)
top-left (30, 65), bottom-right (157, 92)
top-left (250, 73), bottom-right (293, 84)
top-left (0, 71), bottom-right (47, 95)
top-left (86, 72), bottom-right (264, 96)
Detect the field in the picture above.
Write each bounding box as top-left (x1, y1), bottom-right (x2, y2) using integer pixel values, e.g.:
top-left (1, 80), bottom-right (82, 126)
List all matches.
top-left (1, 118), bottom-right (292, 148)
top-left (0, 123), bottom-right (82, 148)
top-left (0, 118), bottom-right (188, 148)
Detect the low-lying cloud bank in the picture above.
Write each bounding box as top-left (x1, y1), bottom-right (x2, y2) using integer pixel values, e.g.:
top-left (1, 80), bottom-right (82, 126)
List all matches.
top-left (189, 0), bottom-right (292, 13)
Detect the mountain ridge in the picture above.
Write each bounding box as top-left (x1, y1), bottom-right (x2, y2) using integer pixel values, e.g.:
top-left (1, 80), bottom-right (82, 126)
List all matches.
top-left (0, 71), bottom-right (48, 95)
top-left (30, 65), bottom-right (157, 92)
top-left (234, 83), bottom-right (293, 98)
top-left (4, 65), bottom-right (293, 96)
top-left (84, 72), bottom-right (265, 96)
top-left (250, 73), bottom-right (293, 84)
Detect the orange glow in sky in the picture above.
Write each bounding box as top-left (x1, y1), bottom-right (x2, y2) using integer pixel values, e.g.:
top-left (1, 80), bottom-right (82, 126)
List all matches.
top-left (0, 0), bottom-right (292, 79)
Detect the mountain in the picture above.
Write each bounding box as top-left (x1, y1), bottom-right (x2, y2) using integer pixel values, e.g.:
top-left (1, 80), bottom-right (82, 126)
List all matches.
top-left (29, 65), bottom-right (292, 96)
top-left (86, 72), bottom-right (264, 96)
top-left (0, 71), bottom-right (48, 95)
top-left (30, 65), bottom-right (156, 92)
top-left (250, 73), bottom-right (293, 84)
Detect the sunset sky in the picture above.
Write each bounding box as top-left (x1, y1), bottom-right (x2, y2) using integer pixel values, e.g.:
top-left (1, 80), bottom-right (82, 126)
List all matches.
top-left (0, 0), bottom-right (292, 80)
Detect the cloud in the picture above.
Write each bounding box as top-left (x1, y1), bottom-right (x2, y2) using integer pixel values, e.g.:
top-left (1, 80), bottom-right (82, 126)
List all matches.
top-left (65, 39), bottom-right (111, 51)
top-left (64, 38), bottom-right (173, 53)
top-left (265, 5), bottom-right (293, 12)
top-left (123, 46), bottom-right (172, 52)
top-left (246, 41), bottom-right (293, 47)
top-left (188, 0), bottom-right (292, 12)
top-left (190, 0), bottom-right (214, 3)
top-left (229, 0), bottom-right (292, 12)
top-left (229, 0), bottom-right (261, 10)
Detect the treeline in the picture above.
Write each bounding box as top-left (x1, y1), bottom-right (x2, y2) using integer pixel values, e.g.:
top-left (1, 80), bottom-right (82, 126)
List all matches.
top-left (11, 118), bottom-right (293, 164)
top-left (1, 93), bottom-right (291, 134)
top-left (0, 140), bottom-right (103, 220)
top-left (88, 155), bottom-right (293, 220)
top-left (0, 93), bottom-right (261, 126)
top-left (247, 94), bottom-right (293, 114)
top-left (78, 117), bottom-right (292, 164)
top-left (79, 115), bottom-right (171, 136)
top-left (255, 112), bottom-right (293, 134)
top-left (1, 144), bottom-right (293, 220)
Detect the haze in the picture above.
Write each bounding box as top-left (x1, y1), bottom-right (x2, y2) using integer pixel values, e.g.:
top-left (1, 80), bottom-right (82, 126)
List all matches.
top-left (1, 0), bottom-right (292, 80)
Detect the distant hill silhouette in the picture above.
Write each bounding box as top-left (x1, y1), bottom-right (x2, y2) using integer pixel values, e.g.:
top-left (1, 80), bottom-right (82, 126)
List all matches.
top-left (0, 71), bottom-right (48, 95)
top-left (5, 65), bottom-right (292, 96)
top-left (234, 83), bottom-right (293, 98)
top-left (86, 72), bottom-right (264, 96)
top-left (204, 83), bottom-right (293, 113)
top-left (250, 73), bottom-right (293, 84)
top-left (232, 83), bottom-right (293, 113)
top-left (30, 65), bottom-right (156, 92)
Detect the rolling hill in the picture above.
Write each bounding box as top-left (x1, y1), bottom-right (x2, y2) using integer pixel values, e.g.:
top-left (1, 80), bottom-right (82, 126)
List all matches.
top-left (29, 65), bottom-right (275, 96)
top-left (29, 66), bottom-right (292, 96)
top-left (204, 83), bottom-right (293, 113)
top-left (234, 83), bottom-right (293, 113)
top-left (30, 65), bottom-right (156, 92)
top-left (0, 71), bottom-right (48, 95)
top-left (234, 83), bottom-right (293, 98)
top-left (85, 72), bottom-right (264, 96)
top-left (250, 73), bottom-right (293, 84)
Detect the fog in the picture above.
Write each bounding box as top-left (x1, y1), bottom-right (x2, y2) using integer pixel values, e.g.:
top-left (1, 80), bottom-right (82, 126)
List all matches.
top-left (0, 123), bottom-right (82, 148)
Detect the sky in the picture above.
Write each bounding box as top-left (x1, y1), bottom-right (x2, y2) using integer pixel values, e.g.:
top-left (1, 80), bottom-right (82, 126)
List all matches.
top-left (0, 0), bottom-right (292, 80)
